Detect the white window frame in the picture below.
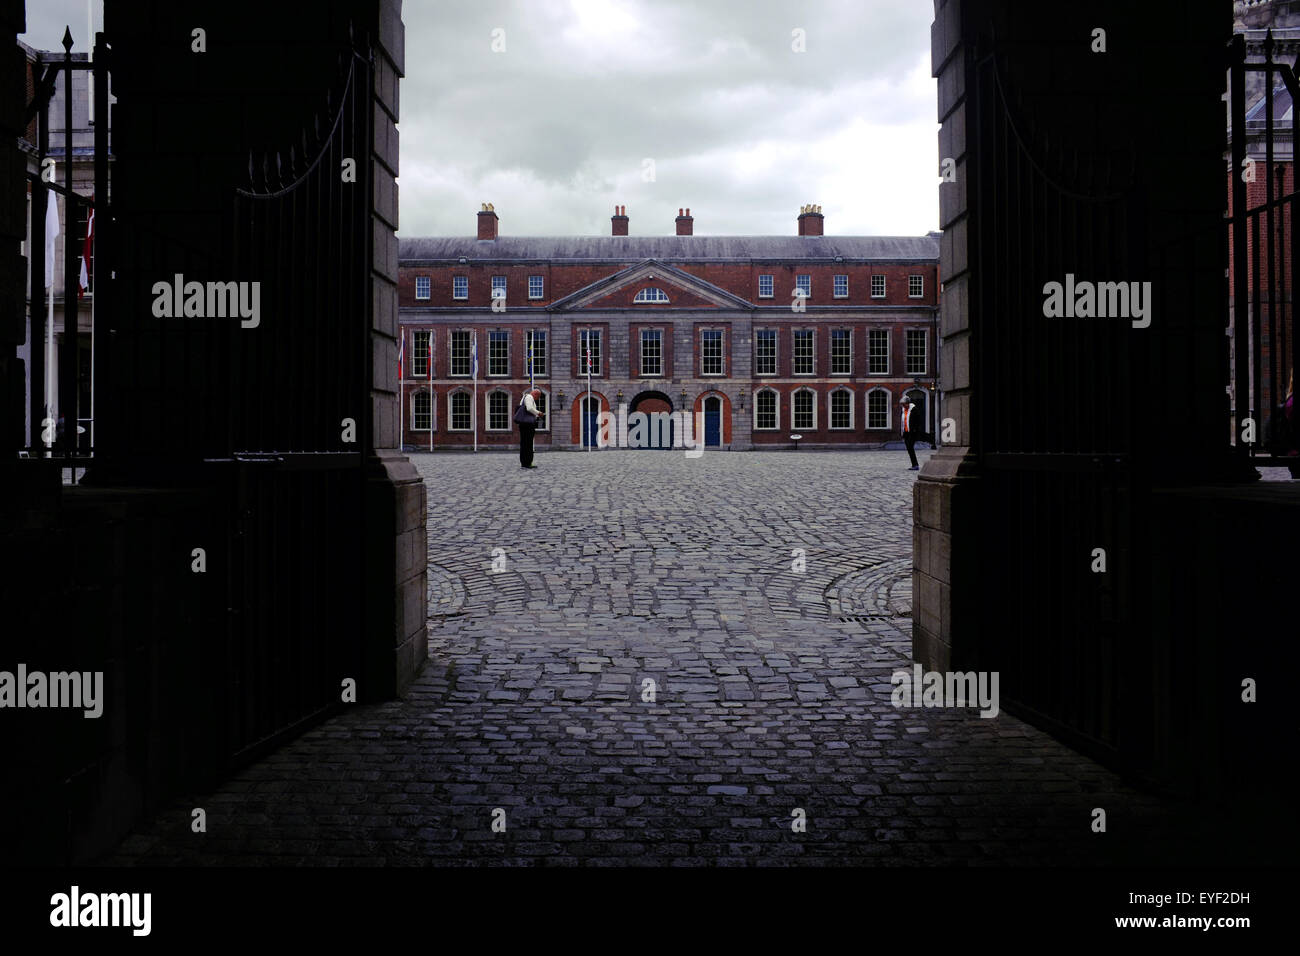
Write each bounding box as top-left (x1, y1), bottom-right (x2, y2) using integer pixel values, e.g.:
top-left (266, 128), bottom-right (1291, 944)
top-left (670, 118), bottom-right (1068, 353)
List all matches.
top-left (488, 330), bottom-right (509, 377)
top-left (701, 328), bottom-right (725, 376)
top-left (791, 387), bottom-right (817, 431)
top-left (412, 388), bottom-right (434, 431)
top-left (906, 328), bottom-right (928, 375)
top-left (486, 389), bottom-right (512, 432)
top-left (833, 274), bottom-right (848, 298)
top-left (528, 275), bottom-right (544, 299)
top-left (792, 329), bottom-right (814, 376)
top-left (411, 330), bottom-right (431, 378)
top-left (491, 275), bottom-right (507, 300)
top-left (868, 328), bottom-right (890, 375)
top-left (450, 330), bottom-right (471, 377)
top-left (758, 274), bottom-right (774, 298)
top-left (634, 287), bottom-right (669, 303)
top-left (527, 329), bottom-right (547, 377)
top-left (909, 274), bottom-right (924, 298)
top-left (830, 328), bottom-right (852, 376)
top-left (795, 274), bottom-right (811, 298)
top-left (866, 387), bottom-right (891, 430)
top-left (415, 276), bottom-right (431, 300)
top-left (640, 328), bottom-right (663, 377)
top-left (754, 329), bottom-right (777, 376)
top-left (449, 390), bottom-right (472, 431)
top-left (578, 328), bottom-right (603, 378)
top-left (871, 274), bottom-right (885, 298)
top-left (753, 388), bottom-right (780, 430)
top-left (453, 275), bottom-right (469, 300)
top-left (828, 388), bottom-right (853, 430)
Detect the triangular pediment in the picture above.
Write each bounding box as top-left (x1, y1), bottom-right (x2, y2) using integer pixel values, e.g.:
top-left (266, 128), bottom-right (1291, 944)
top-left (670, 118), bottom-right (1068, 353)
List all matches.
top-left (549, 259), bottom-right (754, 311)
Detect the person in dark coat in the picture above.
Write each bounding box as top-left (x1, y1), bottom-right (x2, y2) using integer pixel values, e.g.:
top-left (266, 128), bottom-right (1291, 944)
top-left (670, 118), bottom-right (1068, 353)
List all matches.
top-left (517, 388), bottom-right (541, 469)
top-left (901, 395), bottom-right (933, 470)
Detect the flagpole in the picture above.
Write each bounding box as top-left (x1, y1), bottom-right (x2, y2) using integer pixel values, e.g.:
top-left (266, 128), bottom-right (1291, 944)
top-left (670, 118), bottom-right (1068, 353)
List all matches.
top-left (87, 0), bottom-right (94, 124)
top-left (44, 192), bottom-right (59, 455)
top-left (428, 330), bottom-right (433, 453)
top-left (46, 291), bottom-right (55, 451)
top-left (87, 0), bottom-right (95, 448)
top-left (472, 331), bottom-right (478, 454)
top-left (398, 328), bottom-right (404, 453)
top-left (88, 262), bottom-right (93, 452)
top-left (84, 204), bottom-right (94, 452)
top-left (586, 331), bottom-right (592, 453)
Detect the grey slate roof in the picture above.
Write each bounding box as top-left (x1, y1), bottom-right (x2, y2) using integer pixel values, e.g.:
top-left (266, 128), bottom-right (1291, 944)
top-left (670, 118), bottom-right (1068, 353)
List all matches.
top-left (1246, 84), bottom-right (1293, 127)
top-left (399, 235), bottom-right (940, 263)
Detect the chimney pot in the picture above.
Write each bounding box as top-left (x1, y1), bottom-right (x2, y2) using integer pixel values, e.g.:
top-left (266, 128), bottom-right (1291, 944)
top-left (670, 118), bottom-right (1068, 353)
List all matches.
top-left (797, 203), bottom-right (824, 237)
top-left (612, 204), bottom-right (629, 236)
top-left (675, 206), bottom-right (694, 236)
top-left (477, 204), bottom-right (499, 240)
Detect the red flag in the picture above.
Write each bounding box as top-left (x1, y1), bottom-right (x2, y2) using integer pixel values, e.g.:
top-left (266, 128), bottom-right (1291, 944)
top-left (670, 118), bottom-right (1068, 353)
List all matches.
top-left (78, 202), bottom-right (94, 300)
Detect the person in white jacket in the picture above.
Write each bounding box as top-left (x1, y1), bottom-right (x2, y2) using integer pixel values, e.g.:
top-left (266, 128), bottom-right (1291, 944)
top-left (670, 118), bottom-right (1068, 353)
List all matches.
top-left (517, 389), bottom-right (542, 469)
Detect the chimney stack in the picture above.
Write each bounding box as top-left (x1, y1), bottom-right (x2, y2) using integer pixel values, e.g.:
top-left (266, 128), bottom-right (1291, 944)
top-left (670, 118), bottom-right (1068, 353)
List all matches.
top-left (477, 202), bottom-right (499, 240)
top-left (797, 204), bottom-right (824, 237)
top-left (675, 207), bottom-right (693, 236)
top-left (611, 204), bottom-right (629, 236)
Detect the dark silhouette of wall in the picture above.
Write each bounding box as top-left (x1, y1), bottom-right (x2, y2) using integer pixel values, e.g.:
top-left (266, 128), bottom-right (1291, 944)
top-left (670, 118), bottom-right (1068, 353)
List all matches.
top-left (0, 0), bottom-right (423, 865)
top-left (923, 0), bottom-right (1296, 823)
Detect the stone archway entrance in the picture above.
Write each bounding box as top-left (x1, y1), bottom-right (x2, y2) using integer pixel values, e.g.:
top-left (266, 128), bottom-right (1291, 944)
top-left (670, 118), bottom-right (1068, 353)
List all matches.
top-left (629, 390), bottom-right (674, 450)
top-left (703, 395), bottom-right (722, 446)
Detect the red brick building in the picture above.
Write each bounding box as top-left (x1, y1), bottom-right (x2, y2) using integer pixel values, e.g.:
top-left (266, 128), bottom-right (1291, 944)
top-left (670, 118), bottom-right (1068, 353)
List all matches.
top-left (1227, 8), bottom-right (1300, 435)
top-left (397, 205), bottom-right (940, 450)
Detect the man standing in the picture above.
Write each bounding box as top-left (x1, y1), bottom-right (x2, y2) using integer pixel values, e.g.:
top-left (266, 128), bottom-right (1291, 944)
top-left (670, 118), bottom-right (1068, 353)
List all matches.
top-left (901, 394), bottom-right (933, 471)
top-left (516, 388), bottom-right (542, 469)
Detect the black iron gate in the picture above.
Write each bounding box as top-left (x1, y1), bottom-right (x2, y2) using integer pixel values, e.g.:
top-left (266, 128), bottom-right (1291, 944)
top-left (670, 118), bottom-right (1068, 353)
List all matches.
top-left (966, 41), bottom-right (1140, 767)
top-left (208, 44), bottom-right (372, 765)
top-left (1228, 31), bottom-right (1300, 471)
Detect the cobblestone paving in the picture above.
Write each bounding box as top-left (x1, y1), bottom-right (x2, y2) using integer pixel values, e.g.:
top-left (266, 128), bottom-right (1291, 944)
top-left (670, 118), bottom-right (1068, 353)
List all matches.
top-left (105, 448), bottom-right (1238, 867)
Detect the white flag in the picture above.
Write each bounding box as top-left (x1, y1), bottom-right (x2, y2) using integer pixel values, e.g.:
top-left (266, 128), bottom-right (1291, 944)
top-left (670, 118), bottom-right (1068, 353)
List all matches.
top-left (44, 192), bottom-right (60, 289)
top-left (470, 334), bottom-right (479, 380)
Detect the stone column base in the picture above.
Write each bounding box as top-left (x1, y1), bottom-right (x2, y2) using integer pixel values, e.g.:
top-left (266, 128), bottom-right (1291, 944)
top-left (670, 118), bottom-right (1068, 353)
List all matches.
top-left (363, 449), bottom-right (428, 699)
top-left (912, 445), bottom-right (980, 673)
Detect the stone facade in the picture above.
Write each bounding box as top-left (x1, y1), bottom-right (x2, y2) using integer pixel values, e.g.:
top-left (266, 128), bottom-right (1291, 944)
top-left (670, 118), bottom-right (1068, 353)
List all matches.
top-left (398, 218), bottom-right (941, 451)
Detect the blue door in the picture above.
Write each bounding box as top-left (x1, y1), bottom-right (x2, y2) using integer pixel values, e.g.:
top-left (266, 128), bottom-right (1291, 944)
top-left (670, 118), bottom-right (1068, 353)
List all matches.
top-left (704, 396), bottom-right (721, 446)
top-left (583, 397), bottom-right (600, 447)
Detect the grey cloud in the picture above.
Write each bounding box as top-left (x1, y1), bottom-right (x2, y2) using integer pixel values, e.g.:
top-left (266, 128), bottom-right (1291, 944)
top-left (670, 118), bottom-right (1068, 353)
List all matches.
top-left (400, 0), bottom-right (938, 236)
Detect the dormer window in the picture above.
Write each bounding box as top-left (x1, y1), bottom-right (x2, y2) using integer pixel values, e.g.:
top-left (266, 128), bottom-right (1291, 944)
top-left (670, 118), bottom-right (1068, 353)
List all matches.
top-left (634, 287), bottom-right (670, 303)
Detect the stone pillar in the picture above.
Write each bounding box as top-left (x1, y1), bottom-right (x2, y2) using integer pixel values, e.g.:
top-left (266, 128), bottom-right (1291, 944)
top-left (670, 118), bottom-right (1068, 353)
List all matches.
top-left (732, 316), bottom-right (754, 450)
top-left (914, 0), bottom-right (978, 672)
top-left (364, 0), bottom-right (428, 698)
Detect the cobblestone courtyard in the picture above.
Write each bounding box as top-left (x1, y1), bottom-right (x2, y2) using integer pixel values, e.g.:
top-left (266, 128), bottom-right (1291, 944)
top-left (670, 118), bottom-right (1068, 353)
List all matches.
top-left (106, 448), bottom-right (1237, 866)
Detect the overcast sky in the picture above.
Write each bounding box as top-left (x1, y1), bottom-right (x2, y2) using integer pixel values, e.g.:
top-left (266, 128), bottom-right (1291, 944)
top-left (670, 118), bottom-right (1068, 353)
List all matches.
top-left (22, 0), bottom-right (940, 239)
